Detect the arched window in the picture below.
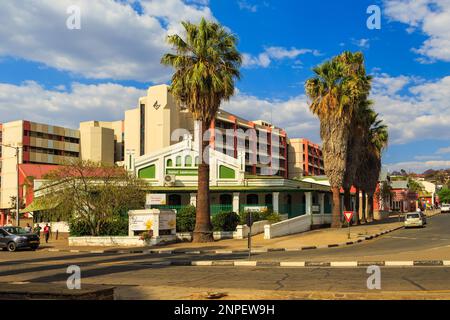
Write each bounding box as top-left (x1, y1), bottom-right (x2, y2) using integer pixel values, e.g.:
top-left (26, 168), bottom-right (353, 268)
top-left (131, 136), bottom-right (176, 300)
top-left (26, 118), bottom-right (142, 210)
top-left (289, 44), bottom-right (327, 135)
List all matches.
top-left (247, 194), bottom-right (259, 205)
top-left (185, 155), bottom-right (192, 167)
top-left (176, 156), bottom-right (182, 167)
top-left (194, 156), bottom-right (199, 167)
top-left (166, 159), bottom-right (173, 167)
top-left (220, 194), bottom-right (232, 205)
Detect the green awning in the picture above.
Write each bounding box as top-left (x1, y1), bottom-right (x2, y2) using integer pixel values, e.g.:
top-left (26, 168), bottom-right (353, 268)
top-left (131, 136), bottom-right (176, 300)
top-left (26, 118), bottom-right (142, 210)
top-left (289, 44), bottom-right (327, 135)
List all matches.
top-left (20, 200), bottom-right (59, 213)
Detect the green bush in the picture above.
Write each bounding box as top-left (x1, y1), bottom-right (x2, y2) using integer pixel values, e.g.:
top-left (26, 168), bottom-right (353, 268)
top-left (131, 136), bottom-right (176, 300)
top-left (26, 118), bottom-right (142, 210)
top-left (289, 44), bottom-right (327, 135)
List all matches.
top-left (212, 211), bottom-right (240, 231)
top-left (176, 205), bottom-right (196, 232)
top-left (69, 215), bottom-right (128, 236)
top-left (239, 209), bottom-right (281, 225)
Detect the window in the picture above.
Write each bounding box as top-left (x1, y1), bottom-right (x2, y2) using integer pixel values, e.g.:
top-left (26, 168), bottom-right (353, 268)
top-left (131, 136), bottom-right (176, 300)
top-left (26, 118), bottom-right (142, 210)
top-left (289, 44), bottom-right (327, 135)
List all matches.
top-left (247, 194), bottom-right (259, 205)
top-left (176, 156), bottom-right (182, 167)
top-left (185, 155), bottom-right (192, 167)
top-left (140, 104), bottom-right (145, 156)
top-left (166, 159), bottom-right (173, 167)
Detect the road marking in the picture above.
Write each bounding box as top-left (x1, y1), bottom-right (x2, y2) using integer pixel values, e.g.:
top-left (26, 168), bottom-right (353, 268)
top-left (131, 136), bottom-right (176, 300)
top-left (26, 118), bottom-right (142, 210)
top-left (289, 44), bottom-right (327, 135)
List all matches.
top-left (330, 261), bottom-right (358, 267)
top-left (385, 261), bottom-right (414, 266)
top-left (191, 261), bottom-right (213, 266)
top-left (234, 261), bottom-right (257, 267)
top-left (443, 261), bottom-right (450, 266)
top-left (280, 261), bottom-right (305, 267)
top-left (215, 250), bottom-right (233, 254)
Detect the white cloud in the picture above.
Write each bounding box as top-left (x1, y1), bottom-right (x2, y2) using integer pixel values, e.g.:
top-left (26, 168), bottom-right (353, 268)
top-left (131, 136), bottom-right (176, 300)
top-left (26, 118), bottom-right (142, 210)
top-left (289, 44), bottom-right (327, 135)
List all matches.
top-left (242, 47), bottom-right (321, 68)
top-left (0, 81), bottom-right (146, 128)
top-left (437, 146), bottom-right (450, 154)
top-left (384, 0), bottom-right (450, 62)
top-left (352, 38), bottom-right (370, 49)
top-left (0, 0), bottom-right (214, 82)
top-left (371, 74), bottom-right (450, 144)
top-left (237, 0), bottom-right (258, 12)
top-left (386, 160), bottom-right (450, 172)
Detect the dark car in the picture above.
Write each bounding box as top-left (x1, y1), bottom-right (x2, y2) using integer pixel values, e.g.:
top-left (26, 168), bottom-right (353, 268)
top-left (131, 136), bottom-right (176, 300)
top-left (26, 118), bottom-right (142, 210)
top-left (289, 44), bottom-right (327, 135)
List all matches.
top-left (0, 227), bottom-right (40, 252)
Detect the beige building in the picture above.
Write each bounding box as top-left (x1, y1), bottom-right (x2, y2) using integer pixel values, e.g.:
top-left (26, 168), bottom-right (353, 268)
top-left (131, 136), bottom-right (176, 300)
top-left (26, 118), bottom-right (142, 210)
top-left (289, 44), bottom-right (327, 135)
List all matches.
top-left (79, 120), bottom-right (124, 164)
top-left (288, 138), bottom-right (325, 179)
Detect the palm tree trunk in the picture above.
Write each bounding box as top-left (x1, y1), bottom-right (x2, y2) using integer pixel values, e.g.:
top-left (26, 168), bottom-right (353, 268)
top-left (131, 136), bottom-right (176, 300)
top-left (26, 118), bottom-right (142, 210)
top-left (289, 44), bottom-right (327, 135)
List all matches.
top-left (355, 188), bottom-right (360, 225)
top-left (331, 187), bottom-right (342, 228)
top-left (193, 121), bottom-right (213, 242)
top-left (368, 194), bottom-right (374, 222)
top-left (361, 190), bottom-right (367, 223)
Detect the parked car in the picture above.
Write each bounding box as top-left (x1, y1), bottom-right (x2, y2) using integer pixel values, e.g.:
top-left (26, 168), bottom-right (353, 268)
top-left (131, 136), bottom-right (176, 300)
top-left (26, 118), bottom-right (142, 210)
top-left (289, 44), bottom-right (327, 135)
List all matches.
top-left (441, 204), bottom-right (450, 213)
top-left (0, 226), bottom-right (40, 252)
top-left (404, 213), bottom-right (425, 228)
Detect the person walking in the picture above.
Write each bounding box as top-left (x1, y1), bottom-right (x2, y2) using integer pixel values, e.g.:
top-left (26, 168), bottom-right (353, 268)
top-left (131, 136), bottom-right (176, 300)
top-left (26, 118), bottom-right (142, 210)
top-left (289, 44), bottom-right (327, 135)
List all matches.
top-left (24, 223), bottom-right (32, 233)
top-left (34, 224), bottom-right (42, 237)
top-left (43, 223), bottom-right (51, 243)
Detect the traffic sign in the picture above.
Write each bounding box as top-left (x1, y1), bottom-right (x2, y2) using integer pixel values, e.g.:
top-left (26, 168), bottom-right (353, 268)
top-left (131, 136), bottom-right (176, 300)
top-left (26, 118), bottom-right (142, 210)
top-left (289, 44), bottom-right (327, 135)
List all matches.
top-left (344, 211), bottom-right (354, 223)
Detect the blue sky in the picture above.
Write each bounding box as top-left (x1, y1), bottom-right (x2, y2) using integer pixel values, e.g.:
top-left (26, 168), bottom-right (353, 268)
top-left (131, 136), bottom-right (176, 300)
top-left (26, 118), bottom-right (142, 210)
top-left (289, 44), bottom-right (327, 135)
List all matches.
top-left (0, 0), bottom-right (449, 172)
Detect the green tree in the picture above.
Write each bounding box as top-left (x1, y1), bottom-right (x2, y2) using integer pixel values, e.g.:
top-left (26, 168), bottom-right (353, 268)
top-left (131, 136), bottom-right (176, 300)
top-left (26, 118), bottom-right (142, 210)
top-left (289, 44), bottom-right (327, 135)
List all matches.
top-left (38, 160), bottom-right (146, 236)
top-left (438, 187), bottom-right (450, 204)
top-left (305, 51), bottom-right (371, 228)
top-left (161, 18), bottom-right (242, 242)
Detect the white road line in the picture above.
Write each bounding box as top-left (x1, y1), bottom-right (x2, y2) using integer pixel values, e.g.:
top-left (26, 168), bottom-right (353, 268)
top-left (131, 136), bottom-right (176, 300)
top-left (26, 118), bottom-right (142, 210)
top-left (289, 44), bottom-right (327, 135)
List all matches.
top-left (191, 261), bottom-right (213, 266)
top-left (443, 261), bottom-right (450, 266)
top-left (234, 261), bottom-right (257, 267)
top-left (385, 261), bottom-right (414, 266)
top-left (280, 261), bottom-right (306, 267)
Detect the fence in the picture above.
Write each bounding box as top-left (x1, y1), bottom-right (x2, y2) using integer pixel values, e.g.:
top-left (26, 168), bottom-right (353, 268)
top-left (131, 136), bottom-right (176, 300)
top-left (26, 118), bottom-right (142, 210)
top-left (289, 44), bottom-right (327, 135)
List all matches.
top-left (151, 204), bottom-right (233, 216)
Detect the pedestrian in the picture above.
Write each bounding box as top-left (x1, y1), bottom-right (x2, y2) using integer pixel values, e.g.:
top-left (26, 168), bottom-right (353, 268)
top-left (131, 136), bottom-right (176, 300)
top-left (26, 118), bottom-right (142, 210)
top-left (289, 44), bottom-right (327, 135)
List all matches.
top-left (34, 224), bottom-right (42, 237)
top-left (24, 223), bottom-right (32, 233)
top-left (43, 223), bottom-right (51, 243)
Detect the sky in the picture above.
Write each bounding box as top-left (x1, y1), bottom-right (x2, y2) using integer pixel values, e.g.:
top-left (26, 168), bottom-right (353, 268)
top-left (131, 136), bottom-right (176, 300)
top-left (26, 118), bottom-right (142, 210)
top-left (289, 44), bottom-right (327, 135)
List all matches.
top-left (0, 0), bottom-right (449, 173)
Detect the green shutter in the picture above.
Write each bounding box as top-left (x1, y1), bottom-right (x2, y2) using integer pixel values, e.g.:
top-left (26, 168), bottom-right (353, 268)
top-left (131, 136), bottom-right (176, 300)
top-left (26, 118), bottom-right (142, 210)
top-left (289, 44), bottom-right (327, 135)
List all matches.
top-left (139, 165), bottom-right (156, 179)
top-left (219, 165), bottom-right (235, 179)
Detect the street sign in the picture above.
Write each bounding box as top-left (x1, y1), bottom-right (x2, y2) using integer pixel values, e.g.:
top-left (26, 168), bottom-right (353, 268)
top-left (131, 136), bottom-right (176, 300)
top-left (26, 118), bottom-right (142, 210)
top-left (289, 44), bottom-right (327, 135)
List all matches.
top-left (344, 211), bottom-right (354, 223)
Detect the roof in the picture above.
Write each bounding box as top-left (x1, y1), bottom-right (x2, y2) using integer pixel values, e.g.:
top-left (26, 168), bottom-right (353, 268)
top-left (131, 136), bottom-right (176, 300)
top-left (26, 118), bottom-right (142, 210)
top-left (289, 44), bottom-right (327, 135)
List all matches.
top-left (19, 164), bottom-right (59, 179)
top-left (391, 180), bottom-right (409, 189)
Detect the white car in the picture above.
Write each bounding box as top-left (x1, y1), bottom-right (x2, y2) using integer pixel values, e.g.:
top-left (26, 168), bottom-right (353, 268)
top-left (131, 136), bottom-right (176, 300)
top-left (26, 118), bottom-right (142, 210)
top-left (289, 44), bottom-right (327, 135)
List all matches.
top-left (441, 204), bottom-right (450, 213)
top-left (404, 213), bottom-right (425, 228)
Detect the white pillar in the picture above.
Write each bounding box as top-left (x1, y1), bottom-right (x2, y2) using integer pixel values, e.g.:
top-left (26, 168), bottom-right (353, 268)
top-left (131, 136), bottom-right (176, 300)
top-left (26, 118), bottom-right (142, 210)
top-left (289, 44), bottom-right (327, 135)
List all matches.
top-left (305, 192), bottom-right (312, 215)
top-left (233, 193), bottom-right (240, 213)
top-left (190, 193), bottom-right (197, 207)
top-left (319, 193), bottom-right (325, 214)
top-left (273, 192), bottom-right (279, 213)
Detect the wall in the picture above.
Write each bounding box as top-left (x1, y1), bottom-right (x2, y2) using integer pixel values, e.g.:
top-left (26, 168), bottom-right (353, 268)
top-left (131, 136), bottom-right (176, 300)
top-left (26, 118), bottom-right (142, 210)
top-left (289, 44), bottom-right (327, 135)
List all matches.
top-left (264, 214), bottom-right (311, 239)
top-left (79, 124), bottom-right (115, 164)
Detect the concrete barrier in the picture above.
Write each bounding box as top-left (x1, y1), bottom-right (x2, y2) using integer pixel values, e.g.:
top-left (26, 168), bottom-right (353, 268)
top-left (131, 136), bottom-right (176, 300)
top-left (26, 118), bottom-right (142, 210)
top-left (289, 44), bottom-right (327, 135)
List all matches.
top-left (235, 220), bottom-right (269, 239)
top-left (69, 236), bottom-right (145, 247)
top-left (264, 214), bottom-right (311, 239)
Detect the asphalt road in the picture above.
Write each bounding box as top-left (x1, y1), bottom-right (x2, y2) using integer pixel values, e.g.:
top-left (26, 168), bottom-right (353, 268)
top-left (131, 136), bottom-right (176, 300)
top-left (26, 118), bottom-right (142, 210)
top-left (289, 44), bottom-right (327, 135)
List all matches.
top-left (1, 213), bottom-right (450, 298)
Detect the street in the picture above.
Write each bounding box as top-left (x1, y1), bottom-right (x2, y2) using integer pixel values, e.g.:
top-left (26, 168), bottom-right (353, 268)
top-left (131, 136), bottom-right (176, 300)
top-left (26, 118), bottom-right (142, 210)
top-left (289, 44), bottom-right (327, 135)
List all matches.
top-left (1, 213), bottom-right (450, 299)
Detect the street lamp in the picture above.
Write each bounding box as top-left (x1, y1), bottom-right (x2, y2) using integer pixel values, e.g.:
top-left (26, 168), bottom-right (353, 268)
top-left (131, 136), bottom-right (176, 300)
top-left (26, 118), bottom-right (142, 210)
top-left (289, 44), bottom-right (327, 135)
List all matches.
top-left (0, 143), bottom-right (21, 226)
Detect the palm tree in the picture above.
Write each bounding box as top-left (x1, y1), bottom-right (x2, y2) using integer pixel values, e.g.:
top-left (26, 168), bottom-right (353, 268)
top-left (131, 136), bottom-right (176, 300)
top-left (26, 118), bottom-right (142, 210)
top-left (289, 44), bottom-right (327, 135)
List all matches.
top-left (305, 52), bottom-right (368, 228)
top-left (161, 18), bottom-right (242, 242)
top-left (365, 112), bottom-right (389, 221)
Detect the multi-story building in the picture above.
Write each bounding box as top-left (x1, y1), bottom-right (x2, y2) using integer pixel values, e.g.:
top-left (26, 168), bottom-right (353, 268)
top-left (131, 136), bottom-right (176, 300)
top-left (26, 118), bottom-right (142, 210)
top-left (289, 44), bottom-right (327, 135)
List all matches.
top-left (288, 138), bottom-right (325, 178)
top-left (124, 84), bottom-right (288, 178)
top-left (0, 120), bottom-right (80, 222)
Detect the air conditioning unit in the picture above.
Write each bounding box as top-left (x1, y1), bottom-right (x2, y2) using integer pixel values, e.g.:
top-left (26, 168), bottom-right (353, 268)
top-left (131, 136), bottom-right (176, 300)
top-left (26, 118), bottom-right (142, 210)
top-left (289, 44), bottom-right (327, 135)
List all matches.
top-left (164, 175), bottom-right (176, 186)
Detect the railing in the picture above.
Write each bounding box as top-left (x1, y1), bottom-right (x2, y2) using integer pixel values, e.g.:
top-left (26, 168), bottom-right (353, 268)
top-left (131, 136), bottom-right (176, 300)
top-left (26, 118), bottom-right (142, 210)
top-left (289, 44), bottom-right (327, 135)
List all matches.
top-left (151, 204), bottom-right (233, 216)
top-left (278, 203), bottom-right (306, 218)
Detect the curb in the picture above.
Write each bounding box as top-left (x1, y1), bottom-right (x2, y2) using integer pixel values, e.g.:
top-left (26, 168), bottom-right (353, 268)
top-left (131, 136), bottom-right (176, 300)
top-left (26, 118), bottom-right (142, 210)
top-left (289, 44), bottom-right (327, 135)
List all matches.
top-left (129, 259), bottom-right (450, 268)
top-left (46, 226), bottom-right (405, 255)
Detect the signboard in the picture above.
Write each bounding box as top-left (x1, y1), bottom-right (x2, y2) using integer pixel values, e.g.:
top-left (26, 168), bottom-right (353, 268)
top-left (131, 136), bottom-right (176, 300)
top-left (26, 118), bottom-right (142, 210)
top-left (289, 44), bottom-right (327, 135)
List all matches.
top-left (146, 194), bottom-right (167, 206)
top-left (344, 211), bottom-right (354, 223)
top-left (244, 206), bottom-right (268, 213)
top-left (312, 205), bottom-right (320, 213)
top-left (129, 214), bottom-right (152, 231)
top-left (128, 209), bottom-right (176, 237)
top-left (166, 169), bottom-right (198, 176)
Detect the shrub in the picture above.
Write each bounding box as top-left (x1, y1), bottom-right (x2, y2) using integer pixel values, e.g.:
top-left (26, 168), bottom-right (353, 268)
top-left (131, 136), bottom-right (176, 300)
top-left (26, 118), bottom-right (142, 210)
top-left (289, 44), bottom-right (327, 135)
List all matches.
top-left (212, 211), bottom-right (240, 232)
top-left (239, 208), bottom-right (281, 225)
top-left (176, 205), bottom-right (196, 232)
top-left (69, 215), bottom-right (128, 236)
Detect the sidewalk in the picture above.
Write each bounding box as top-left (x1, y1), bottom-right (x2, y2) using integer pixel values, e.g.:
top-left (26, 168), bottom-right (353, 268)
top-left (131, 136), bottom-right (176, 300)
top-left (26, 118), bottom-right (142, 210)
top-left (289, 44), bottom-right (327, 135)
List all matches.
top-left (41, 216), bottom-right (408, 253)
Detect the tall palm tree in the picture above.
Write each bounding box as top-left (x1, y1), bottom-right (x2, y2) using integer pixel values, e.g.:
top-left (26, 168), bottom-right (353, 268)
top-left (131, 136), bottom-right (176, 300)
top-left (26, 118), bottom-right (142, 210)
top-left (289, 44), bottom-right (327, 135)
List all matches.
top-left (161, 18), bottom-right (242, 242)
top-left (365, 112), bottom-right (389, 221)
top-left (305, 52), bottom-right (367, 228)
